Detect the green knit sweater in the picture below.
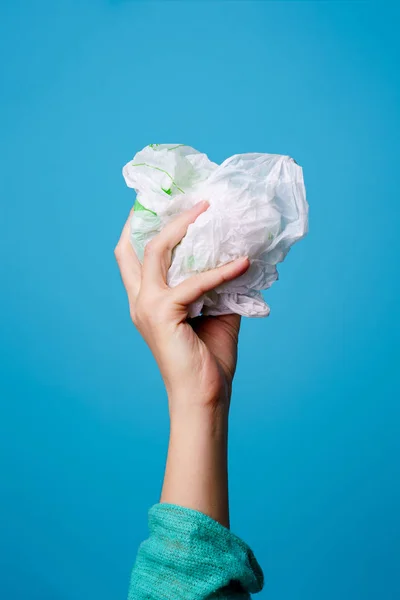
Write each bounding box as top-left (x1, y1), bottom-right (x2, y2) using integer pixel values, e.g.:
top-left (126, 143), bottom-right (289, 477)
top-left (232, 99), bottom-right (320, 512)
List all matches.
top-left (128, 503), bottom-right (264, 599)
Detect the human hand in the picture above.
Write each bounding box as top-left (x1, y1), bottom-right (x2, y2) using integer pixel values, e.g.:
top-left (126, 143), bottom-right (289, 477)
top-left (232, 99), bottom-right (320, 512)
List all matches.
top-left (114, 201), bottom-right (249, 418)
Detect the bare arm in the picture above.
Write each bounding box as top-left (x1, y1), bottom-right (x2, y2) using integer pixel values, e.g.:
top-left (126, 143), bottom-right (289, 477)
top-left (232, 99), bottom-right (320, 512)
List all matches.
top-left (115, 200), bottom-right (248, 527)
top-left (161, 398), bottom-right (230, 526)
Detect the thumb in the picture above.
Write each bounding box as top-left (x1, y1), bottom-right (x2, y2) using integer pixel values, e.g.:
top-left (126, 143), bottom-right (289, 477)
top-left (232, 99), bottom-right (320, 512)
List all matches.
top-left (172, 257), bottom-right (250, 306)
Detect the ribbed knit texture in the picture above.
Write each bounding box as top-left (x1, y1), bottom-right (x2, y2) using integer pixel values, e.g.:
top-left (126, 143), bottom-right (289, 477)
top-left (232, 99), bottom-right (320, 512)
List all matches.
top-left (128, 503), bottom-right (264, 599)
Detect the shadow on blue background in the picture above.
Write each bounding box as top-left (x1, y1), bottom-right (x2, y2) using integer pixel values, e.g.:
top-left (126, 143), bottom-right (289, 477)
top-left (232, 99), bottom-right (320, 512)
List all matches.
top-left (0, 1), bottom-right (399, 599)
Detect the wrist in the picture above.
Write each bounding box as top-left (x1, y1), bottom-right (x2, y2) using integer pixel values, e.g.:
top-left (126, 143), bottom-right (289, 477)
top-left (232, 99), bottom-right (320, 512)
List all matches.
top-left (166, 380), bottom-right (232, 415)
top-left (168, 397), bottom-right (230, 437)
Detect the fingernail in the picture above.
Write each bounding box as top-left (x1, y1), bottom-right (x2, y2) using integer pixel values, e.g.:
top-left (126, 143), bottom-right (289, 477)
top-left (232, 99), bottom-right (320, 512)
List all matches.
top-left (195, 200), bottom-right (209, 209)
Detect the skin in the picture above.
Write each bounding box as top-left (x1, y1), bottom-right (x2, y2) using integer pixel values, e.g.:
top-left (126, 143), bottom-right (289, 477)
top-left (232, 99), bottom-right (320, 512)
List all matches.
top-left (115, 200), bottom-right (249, 528)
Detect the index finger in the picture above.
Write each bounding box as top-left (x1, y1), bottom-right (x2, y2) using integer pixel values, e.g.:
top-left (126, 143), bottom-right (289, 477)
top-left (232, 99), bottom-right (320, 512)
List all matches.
top-left (141, 200), bottom-right (210, 288)
top-left (114, 207), bottom-right (142, 301)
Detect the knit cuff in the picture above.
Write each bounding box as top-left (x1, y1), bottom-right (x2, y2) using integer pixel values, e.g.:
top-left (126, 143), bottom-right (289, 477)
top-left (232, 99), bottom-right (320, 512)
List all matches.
top-left (128, 503), bottom-right (264, 599)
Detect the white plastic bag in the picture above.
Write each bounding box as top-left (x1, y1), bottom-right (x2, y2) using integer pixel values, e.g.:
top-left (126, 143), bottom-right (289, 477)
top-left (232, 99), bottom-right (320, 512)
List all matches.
top-left (122, 144), bottom-right (308, 318)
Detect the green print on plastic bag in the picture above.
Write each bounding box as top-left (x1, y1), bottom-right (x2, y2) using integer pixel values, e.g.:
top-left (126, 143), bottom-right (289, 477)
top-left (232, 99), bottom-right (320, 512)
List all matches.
top-left (131, 162), bottom-right (185, 194)
top-left (134, 197), bottom-right (157, 216)
top-left (149, 144), bottom-right (185, 151)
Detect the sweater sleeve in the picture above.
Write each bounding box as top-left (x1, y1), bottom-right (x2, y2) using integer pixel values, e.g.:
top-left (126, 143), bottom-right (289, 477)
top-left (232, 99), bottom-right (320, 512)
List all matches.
top-left (128, 503), bottom-right (264, 599)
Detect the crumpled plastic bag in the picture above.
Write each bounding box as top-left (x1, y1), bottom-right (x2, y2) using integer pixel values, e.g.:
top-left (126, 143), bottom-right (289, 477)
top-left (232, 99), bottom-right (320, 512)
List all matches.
top-left (122, 144), bottom-right (308, 318)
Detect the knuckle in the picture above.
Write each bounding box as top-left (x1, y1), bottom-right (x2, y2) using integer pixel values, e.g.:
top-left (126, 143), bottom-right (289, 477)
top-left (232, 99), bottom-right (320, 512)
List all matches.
top-left (133, 308), bottom-right (145, 329)
top-left (114, 241), bottom-right (130, 264)
top-left (144, 239), bottom-right (162, 258)
top-left (129, 304), bottom-right (137, 324)
top-left (114, 244), bottom-right (122, 261)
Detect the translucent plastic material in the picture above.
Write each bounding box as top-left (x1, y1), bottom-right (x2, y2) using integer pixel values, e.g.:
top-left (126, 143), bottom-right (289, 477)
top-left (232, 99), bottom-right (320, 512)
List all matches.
top-left (122, 144), bottom-right (308, 317)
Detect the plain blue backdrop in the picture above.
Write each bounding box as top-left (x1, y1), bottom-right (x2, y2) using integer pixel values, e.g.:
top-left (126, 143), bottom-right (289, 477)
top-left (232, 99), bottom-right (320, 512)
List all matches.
top-left (1, 1), bottom-right (399, 599)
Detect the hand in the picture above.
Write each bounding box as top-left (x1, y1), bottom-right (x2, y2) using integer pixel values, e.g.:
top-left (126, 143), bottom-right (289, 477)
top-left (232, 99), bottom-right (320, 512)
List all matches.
top-left (114, 200), bottom-right (249, 417)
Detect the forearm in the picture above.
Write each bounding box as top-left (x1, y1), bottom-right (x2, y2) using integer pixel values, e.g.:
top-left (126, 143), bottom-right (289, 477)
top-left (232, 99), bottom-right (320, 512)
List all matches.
top-left (129, 399), bottom-right (265, 599)
top-left (160, 401), bottom-right (230, 528)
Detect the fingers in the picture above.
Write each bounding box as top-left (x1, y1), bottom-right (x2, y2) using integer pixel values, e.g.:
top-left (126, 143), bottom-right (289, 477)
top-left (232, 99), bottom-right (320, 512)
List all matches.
top-left (172, 257), bottom-right (250, 306)
top-left (114, 207), bottom-right (142, 301)
top-left (141, 201), bottom-right (210, 287)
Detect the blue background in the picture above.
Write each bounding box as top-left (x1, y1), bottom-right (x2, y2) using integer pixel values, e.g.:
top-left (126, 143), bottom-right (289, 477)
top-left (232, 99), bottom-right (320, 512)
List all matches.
top-left (1, 1), bottom-right (399, 598)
